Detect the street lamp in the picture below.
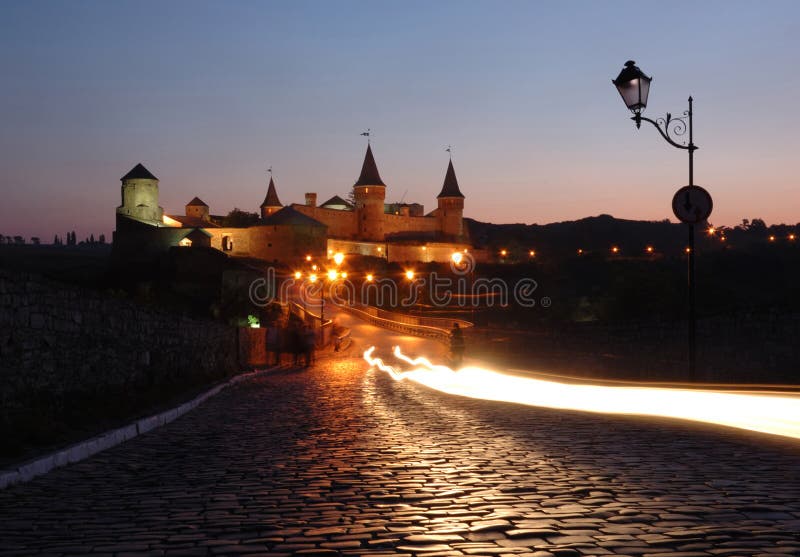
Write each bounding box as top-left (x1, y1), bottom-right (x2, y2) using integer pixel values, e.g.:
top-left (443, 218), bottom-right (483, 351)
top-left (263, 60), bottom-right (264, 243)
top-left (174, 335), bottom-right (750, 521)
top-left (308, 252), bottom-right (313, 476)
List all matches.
top-left (613, 60), bottom-right (712, 381)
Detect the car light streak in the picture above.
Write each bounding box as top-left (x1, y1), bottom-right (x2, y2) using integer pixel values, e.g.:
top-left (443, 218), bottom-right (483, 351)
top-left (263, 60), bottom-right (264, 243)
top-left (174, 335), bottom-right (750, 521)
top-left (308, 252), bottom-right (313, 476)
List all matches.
top-left (363, 346), bottom-right (800, 440)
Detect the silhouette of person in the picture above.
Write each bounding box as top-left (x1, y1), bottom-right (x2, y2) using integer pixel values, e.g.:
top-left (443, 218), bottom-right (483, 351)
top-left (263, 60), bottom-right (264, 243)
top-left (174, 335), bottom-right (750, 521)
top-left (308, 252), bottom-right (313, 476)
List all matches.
top-left (450, 322), bottom-right (465, 368)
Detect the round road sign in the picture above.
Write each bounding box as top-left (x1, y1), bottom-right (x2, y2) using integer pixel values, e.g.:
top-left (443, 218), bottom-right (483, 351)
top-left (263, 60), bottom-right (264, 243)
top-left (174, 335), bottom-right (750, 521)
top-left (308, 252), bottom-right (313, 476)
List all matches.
top-left (672, 185), bottom-right (713, 224)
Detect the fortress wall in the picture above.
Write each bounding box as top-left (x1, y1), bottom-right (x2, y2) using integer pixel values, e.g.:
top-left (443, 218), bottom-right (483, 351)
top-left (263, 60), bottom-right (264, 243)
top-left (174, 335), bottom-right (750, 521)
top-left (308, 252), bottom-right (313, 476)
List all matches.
top-left (327, 239), bottom-right (387, 259)
top-left (383, 213), bottom-right (439, 236)
top-left (292, 205), bottom-right (358, 239)
top-left (208, 228), bottom-right (251, 257)
top-left (326, 238), bottom-right (470, 263)
top-left (387, 242), bottom-right (471, 263)
top-left (246, 224), bottom-right (327, 263)
top-left (209, 226), bottom-right (326, 263)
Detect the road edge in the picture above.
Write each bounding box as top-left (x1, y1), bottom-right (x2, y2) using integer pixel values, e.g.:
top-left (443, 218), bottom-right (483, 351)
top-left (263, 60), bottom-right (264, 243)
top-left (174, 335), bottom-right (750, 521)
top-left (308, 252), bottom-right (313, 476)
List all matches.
top-left (0, 365), bottom-right (279, 490)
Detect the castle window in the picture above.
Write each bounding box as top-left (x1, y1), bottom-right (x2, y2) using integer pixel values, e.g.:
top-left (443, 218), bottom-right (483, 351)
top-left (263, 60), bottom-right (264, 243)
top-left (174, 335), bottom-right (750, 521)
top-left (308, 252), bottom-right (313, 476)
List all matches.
top-left (222, 235), bottom-right (233, 251)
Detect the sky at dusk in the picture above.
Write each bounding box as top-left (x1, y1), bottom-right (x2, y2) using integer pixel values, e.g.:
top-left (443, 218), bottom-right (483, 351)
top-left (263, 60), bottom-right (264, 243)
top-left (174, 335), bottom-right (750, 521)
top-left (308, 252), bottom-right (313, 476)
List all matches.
top-left (1, 0), bottom-right (799, 240)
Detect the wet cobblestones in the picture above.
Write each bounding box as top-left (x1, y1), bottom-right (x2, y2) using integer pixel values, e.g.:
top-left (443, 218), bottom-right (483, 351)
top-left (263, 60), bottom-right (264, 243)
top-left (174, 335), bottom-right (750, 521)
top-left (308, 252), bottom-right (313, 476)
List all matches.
top-left (1, 357), bottom-right (800, 556)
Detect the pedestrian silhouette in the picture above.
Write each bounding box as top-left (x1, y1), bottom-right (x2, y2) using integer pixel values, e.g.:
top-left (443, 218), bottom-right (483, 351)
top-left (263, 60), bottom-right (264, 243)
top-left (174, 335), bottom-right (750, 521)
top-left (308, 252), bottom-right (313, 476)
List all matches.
top-left (450, 322), bottom-right (465, 368)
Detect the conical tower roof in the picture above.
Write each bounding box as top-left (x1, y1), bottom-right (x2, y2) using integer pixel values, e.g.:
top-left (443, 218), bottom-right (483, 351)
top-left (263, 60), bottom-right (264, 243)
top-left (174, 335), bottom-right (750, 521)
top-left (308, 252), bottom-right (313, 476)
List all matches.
top-left (260, 176), bottom-right (282, 208)
top-left (121, 163), bottom-right (158, 181)
top-left (186, 196), bottom-right (208, 207)
top-left (354, 144), bottom-right (386, 187)
top-left (436, 159), bottom-right (464, 198)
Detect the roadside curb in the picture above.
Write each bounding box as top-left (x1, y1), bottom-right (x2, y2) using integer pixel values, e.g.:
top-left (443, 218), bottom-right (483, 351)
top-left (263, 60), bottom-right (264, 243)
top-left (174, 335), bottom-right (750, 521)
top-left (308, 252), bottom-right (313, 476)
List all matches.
top-left (0, 365), bottom-right (280, 490)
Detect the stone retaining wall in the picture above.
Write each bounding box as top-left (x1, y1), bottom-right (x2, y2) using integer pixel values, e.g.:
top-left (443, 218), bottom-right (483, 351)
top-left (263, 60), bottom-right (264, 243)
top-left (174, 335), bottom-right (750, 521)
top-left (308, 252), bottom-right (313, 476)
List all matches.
top-left (0, 269), bottom-right (239, 455)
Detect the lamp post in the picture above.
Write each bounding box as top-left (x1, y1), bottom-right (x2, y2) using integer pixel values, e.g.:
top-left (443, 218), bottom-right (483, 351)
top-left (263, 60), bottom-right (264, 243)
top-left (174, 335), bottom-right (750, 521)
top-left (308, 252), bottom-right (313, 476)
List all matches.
top-left (613, 60), bottom-right (713, 381)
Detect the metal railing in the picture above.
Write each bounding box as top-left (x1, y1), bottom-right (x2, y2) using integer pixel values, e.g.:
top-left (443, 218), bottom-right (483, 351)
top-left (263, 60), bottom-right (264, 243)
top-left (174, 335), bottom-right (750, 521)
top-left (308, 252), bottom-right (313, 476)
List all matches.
top-left (340, 303), bottom-right (471, 345)
top-left (352, 303), bottom-right (473, 330)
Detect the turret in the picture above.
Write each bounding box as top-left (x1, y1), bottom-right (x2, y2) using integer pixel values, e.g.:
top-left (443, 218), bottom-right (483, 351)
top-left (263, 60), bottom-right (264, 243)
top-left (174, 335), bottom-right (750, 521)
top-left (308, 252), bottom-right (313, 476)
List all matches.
top-left (352, 144), bottom-right (386, 241)
top-left (436, 159), bottom-right (465, 239)
top-left (260, 176), bottom-right (283, 219)
top-left (116, 163), bottom-right (164, 224)
top-left (186, 197), bottom-right (210, 221)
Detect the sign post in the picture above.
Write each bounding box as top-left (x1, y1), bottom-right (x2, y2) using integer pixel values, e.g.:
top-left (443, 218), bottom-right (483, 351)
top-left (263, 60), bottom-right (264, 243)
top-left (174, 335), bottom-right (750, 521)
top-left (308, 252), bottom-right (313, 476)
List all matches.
top-left (672, 185), bottom-right (713, 380)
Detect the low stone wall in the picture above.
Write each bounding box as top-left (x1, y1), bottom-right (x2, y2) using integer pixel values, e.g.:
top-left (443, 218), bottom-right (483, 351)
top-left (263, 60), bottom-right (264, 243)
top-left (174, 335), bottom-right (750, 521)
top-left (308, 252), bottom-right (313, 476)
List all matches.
top-left (0, 269), bottom-right (239, 457)
top-left (470, 311), bottom-right (800, 384)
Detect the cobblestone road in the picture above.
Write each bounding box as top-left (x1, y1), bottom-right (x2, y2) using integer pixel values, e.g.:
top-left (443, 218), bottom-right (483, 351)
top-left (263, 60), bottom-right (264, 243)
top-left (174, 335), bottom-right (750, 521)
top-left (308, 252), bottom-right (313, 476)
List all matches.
top-left (2, 343), bottom-right (800, 556)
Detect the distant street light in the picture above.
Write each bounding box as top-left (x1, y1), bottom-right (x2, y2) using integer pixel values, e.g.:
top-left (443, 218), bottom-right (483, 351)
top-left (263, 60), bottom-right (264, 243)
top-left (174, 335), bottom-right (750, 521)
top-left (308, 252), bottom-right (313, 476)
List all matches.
top-left (333, 252), bottom-right (345, 265)
top-left (451, 252), bottom-right (463, 265)
top-left (405, 270), bottom-right (415, 280)
top-left (614, 60), bottom-right (713, 380)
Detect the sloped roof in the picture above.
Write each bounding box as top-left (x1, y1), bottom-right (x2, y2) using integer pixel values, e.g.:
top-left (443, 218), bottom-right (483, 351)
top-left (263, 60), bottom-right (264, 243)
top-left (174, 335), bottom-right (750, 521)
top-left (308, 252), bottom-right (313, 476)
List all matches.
top-left (265, 206), bottom-right (327, 227)
top-left (437, 159), bottom-right (464, 198)
top-left (320, 195), bottom-right (354, 209)
top-left (354, 144), bottom-right (386, 187)
top-left (186, 196), bottom-right (208, 207)
top-left (260, 176), bottom-right (282, 208)
top-left (121, 163), bottom-right (158, 181)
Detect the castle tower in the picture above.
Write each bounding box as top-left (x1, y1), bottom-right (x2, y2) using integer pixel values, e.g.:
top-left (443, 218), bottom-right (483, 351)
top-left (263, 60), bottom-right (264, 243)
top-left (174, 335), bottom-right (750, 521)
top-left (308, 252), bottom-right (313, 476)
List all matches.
top-left (260, 176), bottom-right (283, 219)
top-left (186, 197), bottom-right (210, 221)
top-left (436, 158), bottom-right (465, 239)
top-left (352, 144), bottom-right (386, 241)
top-left (116, 163), bottom-right (164, 224)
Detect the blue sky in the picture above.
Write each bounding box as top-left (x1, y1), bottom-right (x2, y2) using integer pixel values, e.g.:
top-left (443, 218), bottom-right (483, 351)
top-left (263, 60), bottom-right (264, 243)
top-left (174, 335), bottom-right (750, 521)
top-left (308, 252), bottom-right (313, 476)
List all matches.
top-left (1, 0), bottom-right (799, 239)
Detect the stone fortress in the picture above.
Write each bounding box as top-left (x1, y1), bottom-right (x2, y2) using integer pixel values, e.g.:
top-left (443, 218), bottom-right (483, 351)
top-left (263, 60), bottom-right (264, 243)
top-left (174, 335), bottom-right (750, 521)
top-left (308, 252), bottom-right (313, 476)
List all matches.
top-left (113, 144), bottom-right (471, 264)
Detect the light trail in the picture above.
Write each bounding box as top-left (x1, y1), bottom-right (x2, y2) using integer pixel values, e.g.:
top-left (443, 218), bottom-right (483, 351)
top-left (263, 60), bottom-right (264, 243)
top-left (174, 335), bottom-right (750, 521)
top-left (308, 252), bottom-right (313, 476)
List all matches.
top-left (363, 346), bottom-right (800, 440)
